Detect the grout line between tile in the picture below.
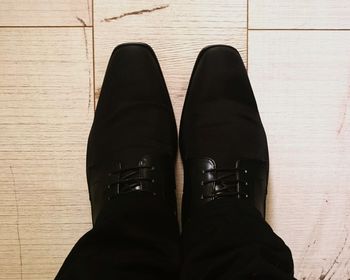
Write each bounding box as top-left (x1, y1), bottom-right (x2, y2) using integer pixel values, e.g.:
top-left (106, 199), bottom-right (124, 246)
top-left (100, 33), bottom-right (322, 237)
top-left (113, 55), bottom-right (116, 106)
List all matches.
top-left (248, 28), bottom-right (350, 31)
top-left (0, 25), bottom-right (93, 28)
top-left (92, 0), bottom-right (96, 111)
top-left (246, 0), bottom-right (249, 71)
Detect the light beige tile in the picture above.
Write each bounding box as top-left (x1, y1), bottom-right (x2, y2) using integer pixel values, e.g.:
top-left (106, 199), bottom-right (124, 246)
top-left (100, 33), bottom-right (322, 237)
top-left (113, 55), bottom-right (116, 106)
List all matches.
top-left (249, 0), bottom-right (350, 29)
top-left (0, 243), bottom-right (21, 279)
top-left (248, 30), bottom-right (350, 279)
top-left (0, 0), bottom-right (92, 26)
top-left (0, 28), bottom-right (93, 279)
top-left (19, 223), bottom-right (91, 245)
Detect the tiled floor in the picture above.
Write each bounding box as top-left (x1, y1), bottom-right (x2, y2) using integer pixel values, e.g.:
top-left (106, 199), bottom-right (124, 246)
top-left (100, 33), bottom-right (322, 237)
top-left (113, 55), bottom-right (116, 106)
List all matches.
top-left (0, 1), bottom-right (349, 279)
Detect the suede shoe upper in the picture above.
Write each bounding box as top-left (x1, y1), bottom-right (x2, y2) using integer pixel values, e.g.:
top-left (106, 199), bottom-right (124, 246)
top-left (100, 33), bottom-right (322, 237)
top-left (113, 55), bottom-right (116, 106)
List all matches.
top-left (180, 45), bottom-right (269, 225)
top-left (87, 43), bottom-right (178, 225)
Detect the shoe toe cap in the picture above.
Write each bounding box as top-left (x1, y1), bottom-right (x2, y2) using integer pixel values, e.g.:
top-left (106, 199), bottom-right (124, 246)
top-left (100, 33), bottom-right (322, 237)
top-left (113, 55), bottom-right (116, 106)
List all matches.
top-left (189, 45), bottom-right (257, 107)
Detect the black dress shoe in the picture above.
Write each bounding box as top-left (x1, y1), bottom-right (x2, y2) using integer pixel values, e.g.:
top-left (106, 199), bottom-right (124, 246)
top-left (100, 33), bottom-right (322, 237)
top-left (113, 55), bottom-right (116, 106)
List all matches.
top-left (87, 43), bottom-right (178, 225)
top-left (180, 45), bottom-right (269, 225)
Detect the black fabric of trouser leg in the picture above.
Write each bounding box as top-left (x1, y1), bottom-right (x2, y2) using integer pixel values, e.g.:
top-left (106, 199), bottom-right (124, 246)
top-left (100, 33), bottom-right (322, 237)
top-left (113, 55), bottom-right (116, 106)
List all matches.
top-left (55, 192), bottom-right (180, 280)
top-left (180, 198), bottom-right (295, 280)
top-left (55, 194), bottom-right (294, 280)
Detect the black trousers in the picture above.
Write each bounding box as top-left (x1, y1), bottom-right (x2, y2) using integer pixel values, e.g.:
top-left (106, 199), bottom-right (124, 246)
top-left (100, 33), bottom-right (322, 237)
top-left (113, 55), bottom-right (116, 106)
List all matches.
top-left (55, 193), bottom-right (294, 279)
